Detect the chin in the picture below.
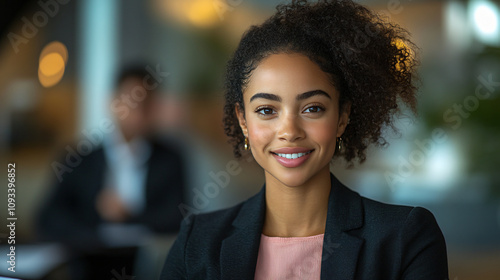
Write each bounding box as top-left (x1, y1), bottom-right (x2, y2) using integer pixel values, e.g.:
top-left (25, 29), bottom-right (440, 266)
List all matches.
top-left (266, 168), bottom-right (317, 188)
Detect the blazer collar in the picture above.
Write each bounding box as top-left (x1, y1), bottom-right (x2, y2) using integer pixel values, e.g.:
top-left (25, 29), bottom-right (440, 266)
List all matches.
top-left (220, 173), bottom-right (364, 280)
top-left (321, 173), bottom-right (364, 279)
top-left (220, 185), bottom-right (266, 280)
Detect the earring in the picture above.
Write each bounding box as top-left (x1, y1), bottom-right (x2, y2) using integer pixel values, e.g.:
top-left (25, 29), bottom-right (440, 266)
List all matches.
top-left (244, 137), bottom-right (250, 150)
top-left (336, 137), bottom-right (343, 152)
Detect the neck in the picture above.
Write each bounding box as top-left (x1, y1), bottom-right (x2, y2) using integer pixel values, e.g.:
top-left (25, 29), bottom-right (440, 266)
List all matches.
top-left (262, 165), bottom-right (331, 237)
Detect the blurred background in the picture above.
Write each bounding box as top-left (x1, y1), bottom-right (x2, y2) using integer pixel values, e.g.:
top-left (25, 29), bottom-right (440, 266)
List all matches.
top-left (0, 0), bottom-right (499, 279)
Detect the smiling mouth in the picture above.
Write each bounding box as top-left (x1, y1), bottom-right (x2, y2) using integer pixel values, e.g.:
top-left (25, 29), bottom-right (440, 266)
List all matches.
top-left (271, 149), bottom-right (314, 168)
top-left (272, 150), bottom-right (313, 159)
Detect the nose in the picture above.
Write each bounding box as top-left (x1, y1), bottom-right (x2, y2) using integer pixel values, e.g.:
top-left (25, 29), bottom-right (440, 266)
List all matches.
top-left (277, 112), bottom-right (305, 142)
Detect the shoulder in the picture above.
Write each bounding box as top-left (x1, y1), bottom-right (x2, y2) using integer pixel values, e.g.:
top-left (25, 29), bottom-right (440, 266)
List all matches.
top-left (181, 200), bottom-right (246, 241)
top-left (350, 193), bottom-right (448, 278)
top-left (161, 199), bottom-right (250, 278)
top-left (359, 195), bottom-right (440, 234)
top-left (357, 194), bottom-right (448, 273)
top-left (174, 187), bottom-right (263, 252)
top-left (332, 180), bottom-right (443, 245)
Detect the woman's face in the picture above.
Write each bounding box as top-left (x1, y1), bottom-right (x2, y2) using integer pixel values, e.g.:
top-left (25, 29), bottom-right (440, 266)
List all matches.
top-left (236, 53), bottom-right (350, 187)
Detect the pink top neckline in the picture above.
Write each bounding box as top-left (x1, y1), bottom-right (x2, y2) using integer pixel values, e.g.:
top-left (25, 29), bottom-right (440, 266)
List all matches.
top-left (255, 233), bottom-right (325, 279)
top-left (260, 233), bottom-right (325, 242)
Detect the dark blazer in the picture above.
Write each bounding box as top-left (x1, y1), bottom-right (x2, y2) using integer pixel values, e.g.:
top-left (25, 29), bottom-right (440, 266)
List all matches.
top-left (37, 139), bottom-right (186, 249)
top-left (161, 173), bottom-right (448, 280)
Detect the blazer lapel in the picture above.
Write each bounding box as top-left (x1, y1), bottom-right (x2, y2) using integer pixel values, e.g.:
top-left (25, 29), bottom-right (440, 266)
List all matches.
top-left (220, 186), bottom-right (266, 280)
top-left (219, 174), bottom-right (364, 279)
top-left (321, 173), bottom-right (364, 280)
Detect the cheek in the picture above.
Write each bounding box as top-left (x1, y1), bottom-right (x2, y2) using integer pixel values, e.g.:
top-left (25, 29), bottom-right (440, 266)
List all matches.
top-left (247, 120), bottom-right (274, 150)
top-left (306, 120), bottom-right (338, 149)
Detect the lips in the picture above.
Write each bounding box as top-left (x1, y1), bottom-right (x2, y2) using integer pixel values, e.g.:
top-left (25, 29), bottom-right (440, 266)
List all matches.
top-left (271, 147), bottom-right (314, 168)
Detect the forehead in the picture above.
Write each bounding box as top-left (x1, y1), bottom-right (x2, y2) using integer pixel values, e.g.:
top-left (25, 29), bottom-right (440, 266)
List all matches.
top-left (244, 53), bottom-right (336, 97)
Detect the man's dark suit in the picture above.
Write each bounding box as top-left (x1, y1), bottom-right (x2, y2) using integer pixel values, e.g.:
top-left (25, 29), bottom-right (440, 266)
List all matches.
top-left (37, 139), bottom-right (185, 249)
top-left (161, 173), bottom-right (448, 280)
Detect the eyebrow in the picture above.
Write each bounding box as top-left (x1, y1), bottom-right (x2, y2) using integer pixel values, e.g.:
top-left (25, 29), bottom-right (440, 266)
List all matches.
top-left (250, 90), bottom-right (331, 103)
top-left (250, 93), bottom-right (281, 102)
top-left (296, 90), bottom-right (331, 101)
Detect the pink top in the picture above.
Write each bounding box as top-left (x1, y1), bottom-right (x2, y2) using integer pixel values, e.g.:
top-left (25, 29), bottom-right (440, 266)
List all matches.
top-left (254, 233), bottom-right (324, 280)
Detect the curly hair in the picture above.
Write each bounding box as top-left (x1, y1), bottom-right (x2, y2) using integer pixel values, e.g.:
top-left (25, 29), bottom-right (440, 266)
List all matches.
top-left (223, 0), bottom-right (418, 164)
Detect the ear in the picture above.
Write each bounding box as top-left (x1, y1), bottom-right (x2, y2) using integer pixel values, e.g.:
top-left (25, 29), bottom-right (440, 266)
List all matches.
top-left (337, 102), bottom-right (351, 137)
top-left (235, 103), bottom-right (248, 137)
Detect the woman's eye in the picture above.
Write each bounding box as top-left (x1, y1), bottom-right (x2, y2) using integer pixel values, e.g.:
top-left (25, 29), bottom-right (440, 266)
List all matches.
top-left (304, 106), bottom-right (323, 113)
top-left (256, 108), bottom-right (276, 115)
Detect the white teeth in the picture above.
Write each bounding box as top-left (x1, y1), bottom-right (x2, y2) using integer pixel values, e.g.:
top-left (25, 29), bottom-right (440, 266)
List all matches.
top-left (276, 151), bottom-right (311, 159)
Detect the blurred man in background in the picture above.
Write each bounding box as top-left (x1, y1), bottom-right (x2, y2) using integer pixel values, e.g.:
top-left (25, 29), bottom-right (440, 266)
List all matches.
top-left (36, 65), bottom-right (186, 279)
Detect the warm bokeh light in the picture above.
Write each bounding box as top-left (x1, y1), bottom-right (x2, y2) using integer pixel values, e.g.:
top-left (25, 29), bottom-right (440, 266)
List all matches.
top-left (38, 41), bottom-right (68, 88)
top-left (39, 41), bottom-right (68, 63)
top-left (152, 0), bottom-right (220, 28)
top-left (187, 0), bottom-right (220, 28)
top-left (39, 53), bottom-right (65, 76)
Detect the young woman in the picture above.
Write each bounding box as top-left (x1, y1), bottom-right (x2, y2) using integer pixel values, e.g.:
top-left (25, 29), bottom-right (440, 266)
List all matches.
top-left (161, 0), bottom-right (448, 279)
